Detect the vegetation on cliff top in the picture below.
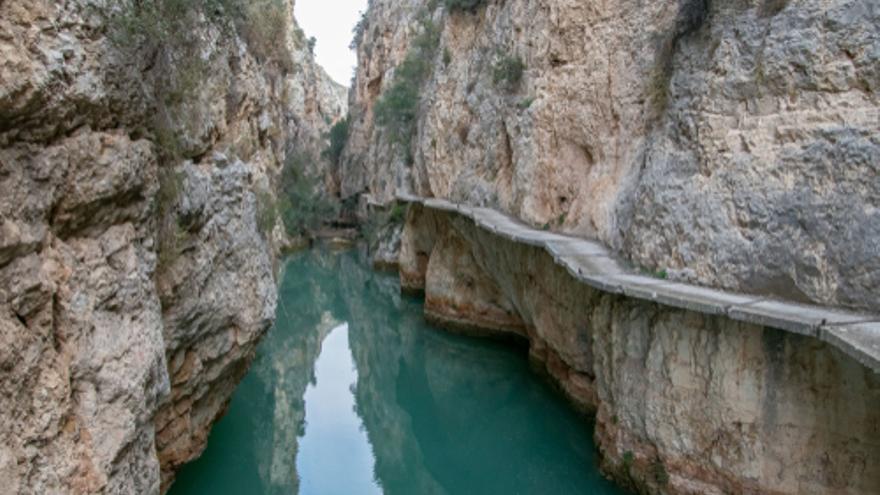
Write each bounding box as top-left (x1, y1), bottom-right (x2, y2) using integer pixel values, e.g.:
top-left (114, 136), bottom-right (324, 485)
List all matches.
top-left (373, 15), bottom-right (441, 163)
top-left (109, 0), bottom-right (294, 163)
top-left (111, 0), bottom-right (293, 71)
top-left (107, 0), bottom-right (303, 259)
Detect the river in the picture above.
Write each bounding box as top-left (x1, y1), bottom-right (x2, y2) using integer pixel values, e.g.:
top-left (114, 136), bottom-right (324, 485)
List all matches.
top-left (170, 248), bottom-right (628, 495)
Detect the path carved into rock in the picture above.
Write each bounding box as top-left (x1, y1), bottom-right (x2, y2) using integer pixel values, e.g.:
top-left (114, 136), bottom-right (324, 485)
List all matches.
top-left (397, 194), bottom-right (880, 373)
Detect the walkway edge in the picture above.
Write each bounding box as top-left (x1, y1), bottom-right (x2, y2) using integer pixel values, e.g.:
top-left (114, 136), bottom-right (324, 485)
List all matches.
top-left (397, 194), bottom-right (880, 374)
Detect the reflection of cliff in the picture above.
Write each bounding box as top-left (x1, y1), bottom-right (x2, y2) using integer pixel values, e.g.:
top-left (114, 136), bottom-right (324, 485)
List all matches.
top-left (252, 255), bottom-right (348, 494)
top-left (341, 255), bottom-right (446, 495)
top-left (169, 252), bottom-right (343, 495)
top-left (339, 253), bottom-right (623, 494)
top-left (176, 248), bottom-right (625, 494)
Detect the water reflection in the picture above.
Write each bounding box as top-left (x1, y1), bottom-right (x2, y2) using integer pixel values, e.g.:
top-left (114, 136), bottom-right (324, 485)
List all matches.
top-left (297, 324), bottom-right (380, 494)
top-left (170, 249), bottom-right (627, 495)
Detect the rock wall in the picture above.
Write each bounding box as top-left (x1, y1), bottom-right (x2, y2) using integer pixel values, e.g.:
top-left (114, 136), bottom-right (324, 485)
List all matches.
top-left (0, 0), bottom-right (344, 492)
top-left (400, 204), bottom-right (880, 494)
top-left (343, 0), bottom-right (880, 312)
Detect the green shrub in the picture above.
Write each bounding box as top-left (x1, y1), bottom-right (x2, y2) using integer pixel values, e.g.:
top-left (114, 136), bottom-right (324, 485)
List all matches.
top-left (493, 54), bottom-right (525, 89)
top-left (647, 61), bottom-right (673, 118)
top-left (361, 202), bottom-right (407, 248)
top-left (110, 0), bottom-right (292, 66)
top-left (256, 189), bottom-right (278, 238)
top-left (109, 0), bottom-right (218, 100)
top-left (442, 48), bottom-right (452, 66)
top-left (652, 459), bottom-right (669, 485)
top-left (278, 151), bottom-right (339, 236)
top-left (516, 96), bottom-right (535, 110)
top-left (759, 0), bottom-right (790, 17)
top-left (374, 71), bottom-right (420, 145)
top-left (322, 117), bottom-right (350, 165)
top-left (350, 10), bottom-right (368, 50)
top-left (390, 203), bottom-right (407, 223)
top-left (155, 168), bottom-right (187, 272)
top-left (156, 167), bottom-right (184, 218)
top-left (238, 0), bottom-right (295, 71)
top-left (445, 0), bottom-right (487, 13)
top-left (374, 17), bottom-right (440, 158)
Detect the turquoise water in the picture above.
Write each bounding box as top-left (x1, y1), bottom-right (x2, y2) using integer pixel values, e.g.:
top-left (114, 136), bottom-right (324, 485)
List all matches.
top-left (170, 249), bottom-right (627, 495)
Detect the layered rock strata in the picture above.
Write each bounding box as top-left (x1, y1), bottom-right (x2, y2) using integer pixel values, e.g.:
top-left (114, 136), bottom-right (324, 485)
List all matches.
top-left (399, 199), bottom-right (880, 494)
top-left (344, 0), bottom-right (880, 312)
top-left (0, 0), bottom-right (344, 492)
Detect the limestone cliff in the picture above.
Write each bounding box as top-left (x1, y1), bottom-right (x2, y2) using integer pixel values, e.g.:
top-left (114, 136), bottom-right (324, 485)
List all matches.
top-left (345, 1), bottom-right (880, 493)
top-left (0, 0), bottom-right (344, 492)
top-left (400, 203), bottom-right (880, 495)
top-left (343, 0), bottom-right (879, 312)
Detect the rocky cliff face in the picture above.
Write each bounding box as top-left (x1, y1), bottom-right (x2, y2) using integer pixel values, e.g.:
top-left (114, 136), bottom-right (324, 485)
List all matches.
top-left (400, 204), bottom-right (880, 494)
top-left (343, 0), bottom-right (879, 312)
top-left (0, 0), bottom-right (344, 492)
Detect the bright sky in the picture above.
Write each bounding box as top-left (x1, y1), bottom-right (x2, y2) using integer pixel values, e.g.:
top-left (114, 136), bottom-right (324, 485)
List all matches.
top-left (295, 0), bottom-right (369, 86)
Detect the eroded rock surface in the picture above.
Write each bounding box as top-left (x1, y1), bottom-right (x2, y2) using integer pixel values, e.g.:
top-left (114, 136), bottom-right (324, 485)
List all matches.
top-left (0, 0), bottom-right (344, 492)
top-left (344, 0), bottom-right (880, 311)
top-left (400, 204), bottom-right (880, 494)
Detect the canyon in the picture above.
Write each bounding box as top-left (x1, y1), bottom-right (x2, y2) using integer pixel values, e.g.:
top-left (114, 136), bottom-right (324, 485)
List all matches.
top-left (1, 0), bottom-right (878, 494)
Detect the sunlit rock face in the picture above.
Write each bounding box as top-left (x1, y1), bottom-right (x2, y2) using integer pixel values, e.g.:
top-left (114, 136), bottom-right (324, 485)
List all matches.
top-left (0, 0), bottom-right (343, 492)
top-left (399, 204), bottom-right (880, 494)
top-left (344, 0), bottom-right (880, 312)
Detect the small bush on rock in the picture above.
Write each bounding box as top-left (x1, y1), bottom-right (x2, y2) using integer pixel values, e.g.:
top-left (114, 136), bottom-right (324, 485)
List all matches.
top-left (256, 189), bottom-right (278, 238)
top-left (239, 0), bottom-right (295, 71)
top-left (445, 0), bottom-right (488, 13)
top-left (492, 54), bottom-right (525, 89)
top-left (155, 168), bottom-right (187, 272)
top-left (652, 459), bottom-right (670, 485)
top-left (350, 10), bottom-right (368, 50)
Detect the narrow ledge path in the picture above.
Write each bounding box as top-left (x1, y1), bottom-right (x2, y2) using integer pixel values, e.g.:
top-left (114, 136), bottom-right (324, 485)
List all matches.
top-left (397, 194), bottom-right (880, 374)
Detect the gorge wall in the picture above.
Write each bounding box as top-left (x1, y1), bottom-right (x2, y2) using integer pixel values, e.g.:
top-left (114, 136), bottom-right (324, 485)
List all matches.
top-left (400, 202), bottom-right (880, 494)
top-left (343, 0), bottom-right (880, 493)
top-left (0, 0), bottom-right (344, 492)
top-left (343, 0), bottom-right (879, 312)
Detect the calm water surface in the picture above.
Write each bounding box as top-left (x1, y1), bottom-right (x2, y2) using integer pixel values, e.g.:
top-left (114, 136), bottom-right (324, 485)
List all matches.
top-left (170, 249), bottom-right (627, 495)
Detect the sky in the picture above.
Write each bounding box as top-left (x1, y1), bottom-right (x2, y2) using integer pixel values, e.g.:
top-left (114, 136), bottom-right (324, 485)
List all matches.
top-left (294, 0), bottom-right (370, 86)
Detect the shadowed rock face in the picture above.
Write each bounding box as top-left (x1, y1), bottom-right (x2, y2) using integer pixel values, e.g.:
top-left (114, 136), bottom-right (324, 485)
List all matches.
top-left (0, 0), bottom-right (344, 492)
top-left (344, 0), bottom-right (880, 312)
top-left (400, 204), bottom-right (880, 494)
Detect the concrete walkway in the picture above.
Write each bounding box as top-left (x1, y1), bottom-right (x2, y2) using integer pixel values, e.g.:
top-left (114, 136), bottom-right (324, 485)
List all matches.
top-left (397, 194), bottom-right (880, 373)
